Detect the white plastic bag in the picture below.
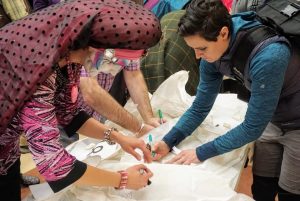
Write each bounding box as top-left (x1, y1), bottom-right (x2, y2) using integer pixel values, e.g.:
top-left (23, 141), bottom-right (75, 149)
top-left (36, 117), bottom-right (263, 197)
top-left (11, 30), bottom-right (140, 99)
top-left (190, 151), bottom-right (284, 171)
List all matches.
top-left (150, 71), bottom-right (195, 118)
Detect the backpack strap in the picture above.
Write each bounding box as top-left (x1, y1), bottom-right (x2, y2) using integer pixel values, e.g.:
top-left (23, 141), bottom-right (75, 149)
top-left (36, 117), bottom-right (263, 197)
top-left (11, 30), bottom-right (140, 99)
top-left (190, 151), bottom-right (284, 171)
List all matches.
top-left (231, 25), bottom-right (278, 86)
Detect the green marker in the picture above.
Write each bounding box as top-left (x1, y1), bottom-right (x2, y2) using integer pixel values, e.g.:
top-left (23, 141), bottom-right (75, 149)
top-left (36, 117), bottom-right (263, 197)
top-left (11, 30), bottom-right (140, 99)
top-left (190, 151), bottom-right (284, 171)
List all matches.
top-left (148, 134), bottom-right (156, 157)
top-left (158, 109), bottom-right (163, 124)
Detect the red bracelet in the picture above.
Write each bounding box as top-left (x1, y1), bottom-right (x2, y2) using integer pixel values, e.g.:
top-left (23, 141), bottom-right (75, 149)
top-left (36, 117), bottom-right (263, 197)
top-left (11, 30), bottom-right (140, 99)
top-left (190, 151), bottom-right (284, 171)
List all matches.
top-left (116, 170), bottom-right (128, 190)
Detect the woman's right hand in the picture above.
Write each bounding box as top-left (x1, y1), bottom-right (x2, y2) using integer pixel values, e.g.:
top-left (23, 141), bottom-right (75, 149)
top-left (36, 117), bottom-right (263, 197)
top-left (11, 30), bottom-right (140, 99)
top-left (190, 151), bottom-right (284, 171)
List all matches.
top-left (125, 164), bottom-right (153, 190)
top-left (116, 134), bottom-right (152, 163)
top-left (152, 141), bottom-right (170, 161)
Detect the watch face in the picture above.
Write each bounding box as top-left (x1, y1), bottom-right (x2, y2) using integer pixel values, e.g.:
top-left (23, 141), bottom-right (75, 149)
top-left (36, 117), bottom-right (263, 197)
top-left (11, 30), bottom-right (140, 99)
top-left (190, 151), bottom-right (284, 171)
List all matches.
top-left (100, 50), bottom-right (123, 76)
top-left (84, 48), bottom-right (139, 77)
top-left (104, 49), bottom-right (115, 59)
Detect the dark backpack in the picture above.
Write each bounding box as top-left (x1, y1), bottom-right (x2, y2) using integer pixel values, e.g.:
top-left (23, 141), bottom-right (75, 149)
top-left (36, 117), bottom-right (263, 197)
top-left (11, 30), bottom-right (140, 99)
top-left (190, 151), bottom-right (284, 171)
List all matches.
top-left (231, 0), bottom-right (300, 102)
top-left (0, 5), bottom-right (11, 28)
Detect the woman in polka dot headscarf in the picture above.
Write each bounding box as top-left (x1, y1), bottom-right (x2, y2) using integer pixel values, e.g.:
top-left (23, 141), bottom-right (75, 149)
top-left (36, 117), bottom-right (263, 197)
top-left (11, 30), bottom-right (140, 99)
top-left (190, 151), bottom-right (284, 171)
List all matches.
top-left (0, 0), bottom-right (161, 199)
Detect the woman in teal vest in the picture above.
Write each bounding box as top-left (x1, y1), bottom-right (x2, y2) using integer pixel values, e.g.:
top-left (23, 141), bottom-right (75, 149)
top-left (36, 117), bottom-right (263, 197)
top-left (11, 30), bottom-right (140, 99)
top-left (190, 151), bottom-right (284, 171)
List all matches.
top-left (153, 0), bottom-right (300, 200)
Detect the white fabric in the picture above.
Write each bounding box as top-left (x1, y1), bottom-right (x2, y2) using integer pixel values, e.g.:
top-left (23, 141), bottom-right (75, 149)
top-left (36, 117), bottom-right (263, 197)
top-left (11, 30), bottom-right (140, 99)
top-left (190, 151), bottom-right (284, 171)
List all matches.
top-left (71, 163), bottom-right (254, 201)
top-left (27, 163), bottom-right (253, 201)
top-left (67, 138), bottom-right (121, 161)
top-left (26, 71), bottom-right (253, 201)
top-left (121, 71), bottom-right (249, 188)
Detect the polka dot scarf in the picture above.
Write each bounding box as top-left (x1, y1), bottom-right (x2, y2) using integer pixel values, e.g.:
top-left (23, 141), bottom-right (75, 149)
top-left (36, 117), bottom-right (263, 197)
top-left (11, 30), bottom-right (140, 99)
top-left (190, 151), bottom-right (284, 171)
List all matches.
top-left (0, 0), bottom-right (161, 131)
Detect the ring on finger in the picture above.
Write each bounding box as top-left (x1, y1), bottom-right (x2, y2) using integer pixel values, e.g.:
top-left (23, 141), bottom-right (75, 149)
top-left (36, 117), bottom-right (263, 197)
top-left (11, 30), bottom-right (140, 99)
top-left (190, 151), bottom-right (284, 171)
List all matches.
top-left (139, 169), bottom-right (145, 175)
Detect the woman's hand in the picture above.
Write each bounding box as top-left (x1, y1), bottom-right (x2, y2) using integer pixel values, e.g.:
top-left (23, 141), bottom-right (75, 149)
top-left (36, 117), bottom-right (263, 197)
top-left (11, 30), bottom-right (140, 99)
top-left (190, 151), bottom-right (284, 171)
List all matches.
top-left (117, 134), bottom-right (152, 163)
top-left (166, 149), bottom-right (200, 165)
top-left (152, 141), bottom-right (170, 161)
top-left (125, 164), bottom-right (153, 190)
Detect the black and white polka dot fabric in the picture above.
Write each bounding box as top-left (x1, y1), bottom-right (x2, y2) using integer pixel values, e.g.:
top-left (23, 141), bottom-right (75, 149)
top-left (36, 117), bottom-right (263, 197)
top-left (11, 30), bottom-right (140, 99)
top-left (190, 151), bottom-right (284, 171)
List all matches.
top-left (0, 0), bottom-right (161, 131)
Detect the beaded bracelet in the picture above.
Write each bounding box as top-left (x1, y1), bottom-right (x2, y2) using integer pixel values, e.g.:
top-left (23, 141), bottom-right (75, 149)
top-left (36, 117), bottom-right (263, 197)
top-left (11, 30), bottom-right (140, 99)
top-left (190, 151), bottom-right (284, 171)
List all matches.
top-left (104, 127), bottom-right (117, 145)
top-left (115, 170), bottom-right (128, 190)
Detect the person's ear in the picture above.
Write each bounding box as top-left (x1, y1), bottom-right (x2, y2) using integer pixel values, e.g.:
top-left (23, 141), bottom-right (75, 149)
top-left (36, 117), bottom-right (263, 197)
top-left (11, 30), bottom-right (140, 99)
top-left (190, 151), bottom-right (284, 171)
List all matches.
top-left (220, 26), bottom-right (229, 40)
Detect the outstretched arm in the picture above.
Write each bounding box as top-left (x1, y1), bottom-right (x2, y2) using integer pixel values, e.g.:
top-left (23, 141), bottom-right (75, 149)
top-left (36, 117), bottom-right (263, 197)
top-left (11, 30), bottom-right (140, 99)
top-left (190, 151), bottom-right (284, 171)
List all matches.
top-left (75, 163), bottom-right (153, 190)
top-left (20, 73), bottom-right (152, 192)
top-left (77, 117), bottom-right (152, 163)
top-left (124, 69), bottom-right (162, 128)
top-left (80, 77), bottom-right (142, 134)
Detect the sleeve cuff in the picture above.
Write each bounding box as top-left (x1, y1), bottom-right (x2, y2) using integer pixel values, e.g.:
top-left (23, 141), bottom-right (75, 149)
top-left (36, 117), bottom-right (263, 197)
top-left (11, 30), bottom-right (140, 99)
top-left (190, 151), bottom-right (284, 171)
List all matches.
top-left (48, 160), bottom-right (87, 193)
top-left (196, 141), bottom-right (219, 161)
top-left (162, 127), bottom-right (186, 150)
top-left (64, 111), bottom-right (91, 137)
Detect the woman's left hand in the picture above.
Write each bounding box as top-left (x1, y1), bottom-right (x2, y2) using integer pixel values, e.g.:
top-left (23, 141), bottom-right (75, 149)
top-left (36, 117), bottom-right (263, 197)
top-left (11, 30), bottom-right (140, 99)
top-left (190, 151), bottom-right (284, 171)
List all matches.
top-left (166, 149), bottom-right (201, 165)
top-left (118, 134), bottom-right (152, 163)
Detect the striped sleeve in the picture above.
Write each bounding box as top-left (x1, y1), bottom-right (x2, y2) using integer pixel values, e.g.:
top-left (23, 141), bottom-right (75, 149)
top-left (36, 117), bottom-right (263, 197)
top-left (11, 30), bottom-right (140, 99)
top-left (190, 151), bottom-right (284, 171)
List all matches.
top-left (19, 72), bottom-right (86, 192)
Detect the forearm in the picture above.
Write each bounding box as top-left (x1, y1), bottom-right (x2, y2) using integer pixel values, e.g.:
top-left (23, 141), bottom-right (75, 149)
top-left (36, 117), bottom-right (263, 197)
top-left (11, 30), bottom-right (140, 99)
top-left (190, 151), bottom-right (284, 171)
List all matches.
top-left (75, 165), bottom-right (120, 188)
top-left (80, 77), bottom-right (141, 133)
top-left (124, 70), bottom-right (154, 121)
top-left (78, 114), bottom-right (131, 146)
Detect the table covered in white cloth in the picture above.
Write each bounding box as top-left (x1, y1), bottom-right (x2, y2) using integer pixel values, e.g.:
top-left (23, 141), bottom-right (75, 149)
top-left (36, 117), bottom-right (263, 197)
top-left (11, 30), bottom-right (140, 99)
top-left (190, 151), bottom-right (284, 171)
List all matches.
top-left (26, 71), bottom-right (254, 201)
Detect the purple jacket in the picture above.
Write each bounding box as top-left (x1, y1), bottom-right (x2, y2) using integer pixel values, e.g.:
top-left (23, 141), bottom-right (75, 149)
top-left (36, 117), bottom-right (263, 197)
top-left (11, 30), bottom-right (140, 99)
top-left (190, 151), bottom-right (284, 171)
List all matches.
top-left (33, 0), bottom-right (61, 11)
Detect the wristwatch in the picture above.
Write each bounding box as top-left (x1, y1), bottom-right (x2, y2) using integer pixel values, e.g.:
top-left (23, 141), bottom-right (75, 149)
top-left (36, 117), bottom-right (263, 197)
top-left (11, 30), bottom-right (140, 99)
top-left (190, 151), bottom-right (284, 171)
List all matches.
top-left (104, 49), bottom-right (118, 63)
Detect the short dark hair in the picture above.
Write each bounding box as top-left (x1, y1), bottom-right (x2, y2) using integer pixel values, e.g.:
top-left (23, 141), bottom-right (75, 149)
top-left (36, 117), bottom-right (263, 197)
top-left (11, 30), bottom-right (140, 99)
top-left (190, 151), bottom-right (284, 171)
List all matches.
top-left (178, 0), bottom-right (232, 41)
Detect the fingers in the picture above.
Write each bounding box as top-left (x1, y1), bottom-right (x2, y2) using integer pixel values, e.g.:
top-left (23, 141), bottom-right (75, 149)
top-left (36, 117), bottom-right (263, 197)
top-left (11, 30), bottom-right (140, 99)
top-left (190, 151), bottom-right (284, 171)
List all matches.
top-left (166, 157), bottom-right (186, 164)
top-left (183, 160), bottom-right (192, 165)
top-left (139, 142), bottom-right (152, 163)
top-left (151, 121), bottom-right (161, 127)
top-left (152, 153), bottom-right (162, 161)
top-left (166, 154), bottom-right (180, 164)
top-left (141, 166), bottom-right (153, 177)
top-left (137, 167), bottom-right (153, 179)
top-left (152, 142), bottom-right (160, 153)
top-left (145, 118), bottom-right (161, 128)
top-left (153, 141), bottom-right (170, 153)
top-left (134, 164), bottom-right (153, 185)
top-left (126, 164), bottom-right (153, 190)
top-left (130, 150), bottom-right (142, 161)
top-left (152, 141), bottom-right (169, 161)
top-left (151, 143), bottom-right (160, 161)
top-left (165, 150), bottom-right (199, 165)
top-left (173, 157), bottom-right (187, 165)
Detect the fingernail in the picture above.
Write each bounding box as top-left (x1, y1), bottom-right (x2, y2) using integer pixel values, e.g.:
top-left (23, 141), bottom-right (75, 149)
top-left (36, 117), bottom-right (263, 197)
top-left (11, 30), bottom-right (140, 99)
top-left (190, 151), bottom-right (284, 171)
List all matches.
top-left (147, 180), bottom-right (152, 185)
